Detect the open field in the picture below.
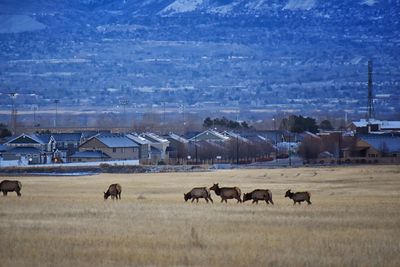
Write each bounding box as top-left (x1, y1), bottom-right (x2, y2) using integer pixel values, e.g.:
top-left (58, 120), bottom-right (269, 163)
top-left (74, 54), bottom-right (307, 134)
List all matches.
top-left (1, 165), bottom-right (400, 266)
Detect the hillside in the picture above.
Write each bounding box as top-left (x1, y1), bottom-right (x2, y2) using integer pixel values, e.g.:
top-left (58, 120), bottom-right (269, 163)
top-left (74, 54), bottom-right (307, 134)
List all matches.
top-left (0, 0), bottom-right (399, 120)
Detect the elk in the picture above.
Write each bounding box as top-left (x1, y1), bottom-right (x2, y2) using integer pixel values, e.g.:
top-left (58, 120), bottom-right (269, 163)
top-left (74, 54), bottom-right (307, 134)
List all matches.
top-left (0, 180), bottom-right (22, 197)
top-left (104, 184), bottom-right (122, 200)
top-left (284, 189), bottom-right (312, 205)
top-left (184, 187), bottom-right (213, 203)
top-left (243, 189), bottom-right (274, 204)
top-left (209, 183), bottom-right (241, 203)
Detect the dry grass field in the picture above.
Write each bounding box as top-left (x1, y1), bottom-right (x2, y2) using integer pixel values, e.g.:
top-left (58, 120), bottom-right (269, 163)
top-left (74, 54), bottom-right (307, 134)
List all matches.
top-left (1, 165), bottom-right (400, 267)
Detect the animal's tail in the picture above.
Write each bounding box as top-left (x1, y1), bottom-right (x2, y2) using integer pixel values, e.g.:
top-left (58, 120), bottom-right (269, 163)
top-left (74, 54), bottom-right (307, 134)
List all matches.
top-left (18, 181), bottom-right (22, 189)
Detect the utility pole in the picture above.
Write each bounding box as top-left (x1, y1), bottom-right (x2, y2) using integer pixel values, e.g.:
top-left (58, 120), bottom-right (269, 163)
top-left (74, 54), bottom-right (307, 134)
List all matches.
top-left (8, 92), bottom-right (17, 135)
top-left (236, 133), bottom-right (239, 165)
top-left (366, 60), bottom-right (375, 122)
top-left (54, 99), bottom-right (59, 128)
top-left (163, 102), bottom-right (166, 125)
top-left (288, 132), bottom-right (292, 167)
top-left (120, 99), bottom-right (129, 127)
top-left (273, 117), bottom-right (277, 161)
top-left (195, 134), bottom-right (198, 164)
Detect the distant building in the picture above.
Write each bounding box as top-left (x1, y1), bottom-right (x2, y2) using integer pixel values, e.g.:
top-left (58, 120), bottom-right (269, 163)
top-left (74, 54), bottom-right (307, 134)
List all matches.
top-left (164, 133), bottom-right (189, 159)
top-left (140, 133), bottom-right (170, 161)
top-left (2, 133), bottom-right (55, 164)
top-left (343, 133), bottom-right (400, 163)
top-left (77, 134), bottom-right (139, 161)
top-left (349, 119), bottom-right (400, 134)
top-left (126, 134), bottom-right (151, 163)
top-left (190, 130), bottom-right (230, 143)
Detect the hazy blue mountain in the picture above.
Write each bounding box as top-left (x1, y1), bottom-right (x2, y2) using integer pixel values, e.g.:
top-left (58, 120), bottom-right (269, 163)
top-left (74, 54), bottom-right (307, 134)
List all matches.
top-left (0, 0), bottom-right (399, 119)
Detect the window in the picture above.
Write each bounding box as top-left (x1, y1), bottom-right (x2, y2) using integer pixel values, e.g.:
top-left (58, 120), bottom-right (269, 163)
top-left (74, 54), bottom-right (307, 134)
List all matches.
top-left (113, 148), bottom-right (116, 153)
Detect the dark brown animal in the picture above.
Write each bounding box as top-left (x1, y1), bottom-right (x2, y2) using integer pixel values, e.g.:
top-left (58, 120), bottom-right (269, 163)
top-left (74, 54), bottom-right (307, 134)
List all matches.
top-left (104, 184), bottom-right (122, 200)
top-left (209, 183), bottom-right (241, 203)
top-left (243, 189), bottom-right (274, 204)
top-left (0, 180), bottom-right (22, 197)
top-left (184, 187), bottom-right (213, 203)
top-left (284, 189), bottom-right (311, 205)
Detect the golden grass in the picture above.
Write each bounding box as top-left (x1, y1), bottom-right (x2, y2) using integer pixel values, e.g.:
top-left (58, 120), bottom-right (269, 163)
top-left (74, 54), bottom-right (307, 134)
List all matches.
top-left (1, 165), bottom-right (400, 266)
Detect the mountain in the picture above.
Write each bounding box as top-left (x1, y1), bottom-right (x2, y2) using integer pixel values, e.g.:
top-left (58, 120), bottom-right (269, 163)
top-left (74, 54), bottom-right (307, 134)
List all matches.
top-left (0, 0), bottom-right (399, 120)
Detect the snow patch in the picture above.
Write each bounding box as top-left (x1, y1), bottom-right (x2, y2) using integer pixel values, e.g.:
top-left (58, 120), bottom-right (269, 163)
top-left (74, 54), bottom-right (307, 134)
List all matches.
top-left (160, 0), bottom-right (203, 15)
top-left (0, 15), bottom-right (46, 34)
top-left (245, 0), bottom-right (268, 10)
top-left (362, 0), bottom-right (378, 6)
top-left (283, 0), bottom-right (316, 11)
top-left (209, 3), bottom-right (236, 15)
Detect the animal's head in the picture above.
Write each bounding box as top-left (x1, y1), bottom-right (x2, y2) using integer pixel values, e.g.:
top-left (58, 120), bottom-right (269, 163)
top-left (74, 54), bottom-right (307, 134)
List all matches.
top-left (284, 189), bottom-right (291, 198)
top-left (243, 193), bottom-right (252, 202)
top-left (184, 193), bottom-right (191, 202)
top-left (104, 191), bottom-right (110, 200)
top-left (210, 183), bottom-right (219, 191)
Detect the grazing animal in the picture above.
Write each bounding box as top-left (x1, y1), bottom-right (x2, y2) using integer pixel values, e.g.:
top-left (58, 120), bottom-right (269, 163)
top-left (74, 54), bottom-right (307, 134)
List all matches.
top-left (184, 187), bottom-right (213, 203)
top-left (243, 189), bottom-right (274, 205)
top-left (284, 189), bottom-right (312, 205)
top-left (104, 184), bottom-right (122, 200)
top-left (0, 180), bottom-right (22, 197)
top-left (209, 183), bottom-right (242, 203)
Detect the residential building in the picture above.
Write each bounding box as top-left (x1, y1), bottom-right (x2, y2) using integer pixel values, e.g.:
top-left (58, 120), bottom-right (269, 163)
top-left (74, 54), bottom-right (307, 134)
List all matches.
top-left (2, 133), bottom-right (55, 164)
top-left (126, 134), bottom-right (151, 163)
top-left (77, 134), bottom-right (139, 161)
top-left (342, 133), bottom-right (400, 163)
top-left (140, 133), bottom-right (170, 161)
top-left (164, 133), bottom-right (189, 159)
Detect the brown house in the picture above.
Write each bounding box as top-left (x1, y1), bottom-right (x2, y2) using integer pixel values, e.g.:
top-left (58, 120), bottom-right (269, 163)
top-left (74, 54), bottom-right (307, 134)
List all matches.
top-left (77, 134), bottom-right (139, 161)
top-left (343, 134), bottom-right (400, 163)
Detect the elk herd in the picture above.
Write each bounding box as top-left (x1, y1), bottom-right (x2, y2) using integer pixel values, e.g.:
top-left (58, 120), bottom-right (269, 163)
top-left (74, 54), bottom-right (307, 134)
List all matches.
top-left (185, 183), bottom-right (311, 205)
top-left (0, 179), bottom-right (312, 205)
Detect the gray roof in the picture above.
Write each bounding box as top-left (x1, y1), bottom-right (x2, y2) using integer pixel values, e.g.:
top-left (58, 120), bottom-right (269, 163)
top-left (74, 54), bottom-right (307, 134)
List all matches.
top-left (141, 133), bottom-right (169, 144)
top-left (52, 133), bottom-right (82, 142)
top-left (126, 134), bottom-right (151, 145)
top-left (96, 134), bottom-right (139, 148)
top-left (7, 133), bottom-right (45, 145)
top-left (359, 134), bottom-right (400, 153)
top-left (70, 150), bottom-right (110, 158)
top-left (37, 134), bottom-right (53, 143)
top-left (166, 133), bottom-right (189, 144)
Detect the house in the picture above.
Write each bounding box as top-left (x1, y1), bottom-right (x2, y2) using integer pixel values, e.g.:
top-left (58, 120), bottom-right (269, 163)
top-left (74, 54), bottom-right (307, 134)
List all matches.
top-left (2, 133), bottom-right (55, 164)
top-left (126, 134), bottom-right (151, 163)
top-left (140, 133), bottom-right (170, 161)
top-left (164, 133), bottom-right (189, 159)
top-left (348, 119), bottom-right (400, 134)
top-left (52, 133), bottom-right (83, 155)
top-left (76, 134), bottom-right (139, 161)
top-left (342, 133), bottom-right (400, 163)
top-left (37, 132), bottom-right (84, 163)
